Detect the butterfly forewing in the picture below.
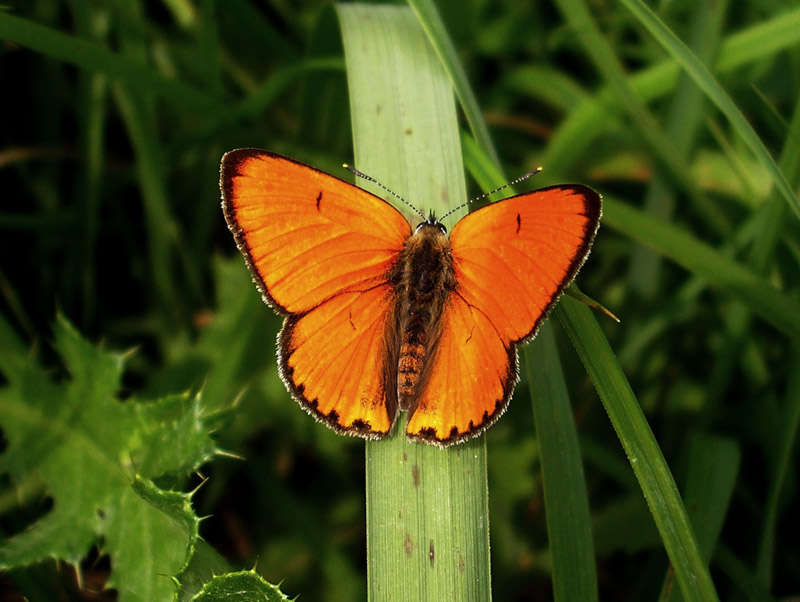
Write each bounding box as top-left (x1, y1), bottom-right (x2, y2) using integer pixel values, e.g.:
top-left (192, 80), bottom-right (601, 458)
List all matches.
top-left (221, 149), bottom-right (411, 438)
top-left (221, 149), bottom-right (411, 314)
top-left (449, 185), bottom-right (601, 344)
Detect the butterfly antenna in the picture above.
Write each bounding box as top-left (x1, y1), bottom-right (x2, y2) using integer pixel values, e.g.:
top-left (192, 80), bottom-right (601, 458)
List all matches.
top-left (344, 164), bottom-right (427, 221)
top-left (439, 167), bottom-right (543, 222)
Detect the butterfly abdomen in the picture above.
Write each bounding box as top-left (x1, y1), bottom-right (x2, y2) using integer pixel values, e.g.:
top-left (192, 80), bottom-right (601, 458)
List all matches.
top-left (393, 222), bottom-right (456, 410)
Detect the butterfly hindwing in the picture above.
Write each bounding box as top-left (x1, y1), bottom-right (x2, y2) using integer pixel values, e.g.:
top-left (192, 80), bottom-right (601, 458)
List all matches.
top-left (406, 185), bottom-right (601, 444)
top-left (280, 284), bottom-right (399, 437)
top-left (405, 291), bottom-right (514, 444)
top-left (221, 149), bottom-right (411, 438)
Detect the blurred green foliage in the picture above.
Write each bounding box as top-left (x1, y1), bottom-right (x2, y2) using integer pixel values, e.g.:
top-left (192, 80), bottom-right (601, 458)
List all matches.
top-left (1, 0), bottom-right (799, 600)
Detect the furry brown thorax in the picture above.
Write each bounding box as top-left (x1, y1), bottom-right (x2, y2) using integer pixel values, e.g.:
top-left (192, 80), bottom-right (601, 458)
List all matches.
top-left (388, 217), bottom-right (456, 410)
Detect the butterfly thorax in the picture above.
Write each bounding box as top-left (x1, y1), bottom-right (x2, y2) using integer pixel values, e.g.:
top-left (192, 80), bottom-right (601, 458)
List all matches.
top-left (389, 221), bottom-right (456, 410)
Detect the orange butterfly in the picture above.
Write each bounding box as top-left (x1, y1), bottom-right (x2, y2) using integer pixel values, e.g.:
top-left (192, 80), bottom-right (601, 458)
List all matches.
top-left (221, 149), bottom-right (601, 446)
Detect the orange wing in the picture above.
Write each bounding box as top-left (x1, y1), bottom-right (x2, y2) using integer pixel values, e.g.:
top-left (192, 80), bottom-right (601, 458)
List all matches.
top-left (221, 149), bottom-right (411, 437)
top-left (406, 185), bottom-right (601, 445)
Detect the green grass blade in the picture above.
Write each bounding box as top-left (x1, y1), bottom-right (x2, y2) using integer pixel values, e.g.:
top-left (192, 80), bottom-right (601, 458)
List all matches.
top-left (603, 197), bottom-right (800, 341)
top-left (618, 0), bottom-right (800, 220)
top-left (750, 94), bottom-right (800, 272)
top-left (556, 295), bottom-right (720, 602)
top-left (753, 94), bottom-right (800, 589)
top-left (407, 0), bottom-right (500, 166)
top-left (460, 133), bottom-right (506, 192)
top-left (526, 323), bottom-right (598, 602)
top-left (627, 0), bottom-right (728, 299)
top-left (0, 11), bottom-right (220, 112)
top-left (552, 0), bottom-right (698, 197)
top-left (543, 5), bottom-right (800, 177)
top-left (714, 7), bottom-right (800, 72)
top-left (337, 5), bottom-right (491, 601)
top-left (112, 84), bottom-right (184, 330)
top-left (715, 546), bottom-right (777, 602)
top-left (0, 314), bottom-right (29, 386)
top-left (660, 436), bottom-right (740, 602)
top-left (75, 71), bottom-right (108, 325)
top-left (755, 353), bottom-right (800, 589)
top-left (499, 65), bottom-right (589, 113)
top-left (196, 0), bottom-right (223, 97)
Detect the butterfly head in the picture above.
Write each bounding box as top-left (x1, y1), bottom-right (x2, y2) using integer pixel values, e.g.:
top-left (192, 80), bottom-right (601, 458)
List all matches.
top-left (414, 213), bottom-right (447, 235)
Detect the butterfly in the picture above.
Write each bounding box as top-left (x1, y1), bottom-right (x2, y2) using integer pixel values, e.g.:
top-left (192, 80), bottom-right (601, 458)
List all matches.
top-left (220, 149), bottom-right (601, 447)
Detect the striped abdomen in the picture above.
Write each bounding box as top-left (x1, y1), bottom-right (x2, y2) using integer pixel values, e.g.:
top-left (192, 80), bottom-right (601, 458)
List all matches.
top-left (392, 221), bottom-right (456, 410)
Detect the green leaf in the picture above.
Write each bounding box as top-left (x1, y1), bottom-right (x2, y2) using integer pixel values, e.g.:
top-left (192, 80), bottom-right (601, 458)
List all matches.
top-left (174, 540), bottom-right (235, 602)
top-left (131, 393), bottom-right (219, 478)
top-left (0, 316), bottom-right (217, 601)
top-left (337, 5), bottom-right (491, 602)
top-left (556, 296), bottom-right (720, 602)
top-left (103, 478), bottom-right (200, 602)
top-left (526, 322), bottom-right (598, 602)
top-left (407, 0), bottom-right (500, 166)
top-left (189, 569), bottom-right (291, 602)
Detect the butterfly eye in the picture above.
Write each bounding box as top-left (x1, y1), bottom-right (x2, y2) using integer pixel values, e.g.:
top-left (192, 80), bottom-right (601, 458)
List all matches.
top-left (414, 214), bottom-right (447, 235)
top-left (413, 219), bottom-right (447, 235)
